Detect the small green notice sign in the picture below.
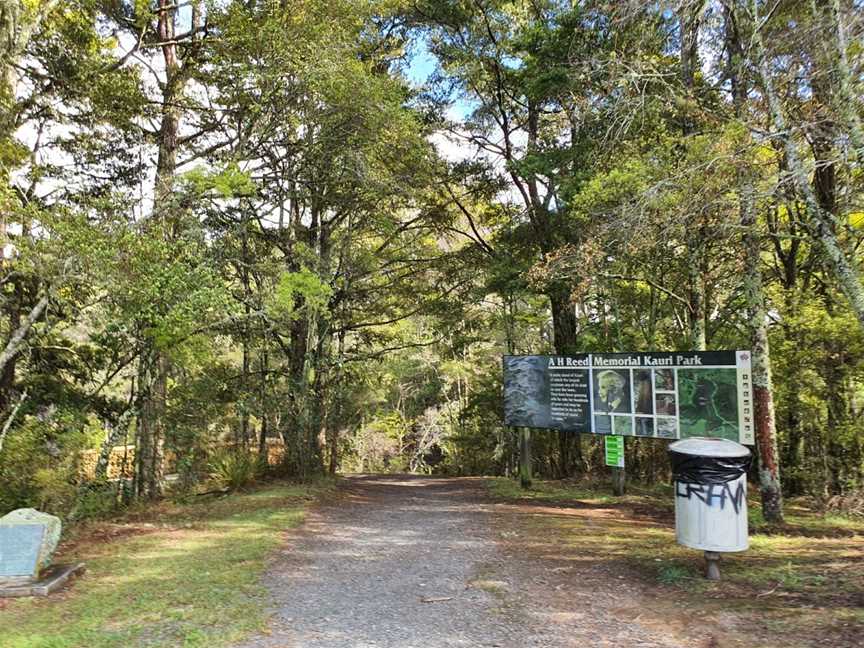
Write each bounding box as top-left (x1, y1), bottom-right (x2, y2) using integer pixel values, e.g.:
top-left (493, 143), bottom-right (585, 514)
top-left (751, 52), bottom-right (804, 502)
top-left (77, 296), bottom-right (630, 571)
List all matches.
top-left (605, 435), bottom-right (625, 468)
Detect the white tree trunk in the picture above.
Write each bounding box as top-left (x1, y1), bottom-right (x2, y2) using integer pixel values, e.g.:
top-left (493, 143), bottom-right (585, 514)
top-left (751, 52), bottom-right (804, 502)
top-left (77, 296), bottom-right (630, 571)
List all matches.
top-left (0, 293), bottom-right (49, 376)
top-left (750, 0), bottom-right (864, 329)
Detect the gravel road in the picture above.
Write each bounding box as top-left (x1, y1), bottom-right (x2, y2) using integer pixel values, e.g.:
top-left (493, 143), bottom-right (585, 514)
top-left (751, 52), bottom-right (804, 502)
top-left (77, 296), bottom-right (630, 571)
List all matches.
top-left (233, 475), bottom-right (698, 648)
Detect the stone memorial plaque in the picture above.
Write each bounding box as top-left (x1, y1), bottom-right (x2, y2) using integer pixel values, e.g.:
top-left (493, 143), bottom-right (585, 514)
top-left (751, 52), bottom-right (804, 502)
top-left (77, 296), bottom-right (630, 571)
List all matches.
top-left (0, 524), bottom-right (45, 579)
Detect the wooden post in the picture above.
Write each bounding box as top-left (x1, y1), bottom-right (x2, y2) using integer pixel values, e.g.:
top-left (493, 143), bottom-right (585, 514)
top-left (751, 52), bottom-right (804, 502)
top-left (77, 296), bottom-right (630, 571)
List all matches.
top-left (612, 465), bottom-right (626, 496)
top-left (519, 427), bottom-right (533, 489)
top-left (605, 435), bottom-right (626, 496)
top-left (704, 551), bottom-right (721, 580)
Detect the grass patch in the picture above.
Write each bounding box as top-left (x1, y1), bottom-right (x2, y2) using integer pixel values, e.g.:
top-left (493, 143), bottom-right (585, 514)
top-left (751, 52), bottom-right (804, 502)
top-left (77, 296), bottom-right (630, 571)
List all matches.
top-left (486, 475), bottom-right (672, 505)
top-left (487, 477), bottom-right (864, 647)
top-left (0, 479), bottom-right (335, 648)
top-left (656, 563), bottom-right (696, 585)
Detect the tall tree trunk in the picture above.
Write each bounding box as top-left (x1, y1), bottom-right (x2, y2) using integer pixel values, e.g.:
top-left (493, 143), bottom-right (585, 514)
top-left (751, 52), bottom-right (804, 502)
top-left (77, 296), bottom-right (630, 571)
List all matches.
top-left (782, 293), bottom-right (804, 495)
top-left (327, 331), bottom-right (347, 476)
top-left (680, 2), bottom-right (708, 351)
top-left (134, 0), bottom-right (198, 498)
top-left (257, 345), bottom-right (270, 461)
top-left (308, 221), bottom-right (335, 477)
top-left (824, 354), bottom-right (846, 494)
top-left (728, 6), bottom-right (783, 522)
top-left (239, 229), bottom-right (251, 446)
top-left (743, 200), bottom-right (784, 521)
top-left (549, 286), bottom-right (582, 475)
top-left (134, 352), bottom-right (164, 499)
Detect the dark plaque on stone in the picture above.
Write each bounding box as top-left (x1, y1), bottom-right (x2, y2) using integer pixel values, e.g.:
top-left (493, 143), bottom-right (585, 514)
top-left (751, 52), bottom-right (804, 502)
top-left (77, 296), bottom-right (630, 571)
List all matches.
top-left (0, 524), bottom-right (45, 580)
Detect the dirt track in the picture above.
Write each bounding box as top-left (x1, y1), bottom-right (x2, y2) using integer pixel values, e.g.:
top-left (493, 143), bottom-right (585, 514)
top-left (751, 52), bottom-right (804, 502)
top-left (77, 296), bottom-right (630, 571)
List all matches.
top-left (233, 475), bottom-right (704, 648)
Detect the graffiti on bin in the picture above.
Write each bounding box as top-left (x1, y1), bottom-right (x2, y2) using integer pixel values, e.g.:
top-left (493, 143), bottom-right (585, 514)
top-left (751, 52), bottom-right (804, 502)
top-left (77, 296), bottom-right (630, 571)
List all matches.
top-left (675, 481), bottom-right (746, 515)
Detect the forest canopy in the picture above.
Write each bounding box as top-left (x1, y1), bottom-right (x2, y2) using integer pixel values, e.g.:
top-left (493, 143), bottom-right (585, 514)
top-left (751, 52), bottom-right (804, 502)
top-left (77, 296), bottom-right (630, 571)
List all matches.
top-left (1, 0), bottom-right (862, 524)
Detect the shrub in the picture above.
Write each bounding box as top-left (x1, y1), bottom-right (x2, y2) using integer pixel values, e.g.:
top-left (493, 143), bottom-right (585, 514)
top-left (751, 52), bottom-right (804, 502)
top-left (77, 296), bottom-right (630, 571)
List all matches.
top-left (208, 448), bottom-right (261, 491)
top-left (70, 481), bottom-right (121, 520)
top-left (0, 408), bottom-right (91, 518)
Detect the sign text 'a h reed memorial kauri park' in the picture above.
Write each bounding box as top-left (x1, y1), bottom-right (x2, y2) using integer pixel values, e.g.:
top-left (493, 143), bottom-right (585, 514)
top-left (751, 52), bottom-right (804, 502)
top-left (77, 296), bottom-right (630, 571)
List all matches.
top-left (503, 351), bottom-right (754, 445)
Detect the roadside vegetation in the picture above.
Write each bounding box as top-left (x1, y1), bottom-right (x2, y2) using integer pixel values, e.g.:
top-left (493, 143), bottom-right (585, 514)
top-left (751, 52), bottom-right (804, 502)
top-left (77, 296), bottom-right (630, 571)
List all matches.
top-left (0, 480), bottom-right (334, 648)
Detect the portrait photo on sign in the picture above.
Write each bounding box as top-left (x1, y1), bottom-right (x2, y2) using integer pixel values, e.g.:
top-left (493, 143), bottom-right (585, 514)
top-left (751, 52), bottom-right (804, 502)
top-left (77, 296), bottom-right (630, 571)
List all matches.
top-left (635, 417), bottom-right (655, 437)
top-left (633, 369), bottom-right (653, 414)
top-left (655, 393), bottom-right (676, 416)
top-left (594, 414), bottom-right (612, 434)
top-left (654, 368), bottom-right (675, 391)
top-left (656, 417), bottom-right (677, 438)
top-left (593, 369), bottom-right (631, 414)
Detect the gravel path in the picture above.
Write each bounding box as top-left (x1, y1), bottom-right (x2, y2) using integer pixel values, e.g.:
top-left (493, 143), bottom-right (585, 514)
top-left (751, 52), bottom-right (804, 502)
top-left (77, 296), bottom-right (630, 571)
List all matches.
top-left (234, 475), bottom-right (698, 648)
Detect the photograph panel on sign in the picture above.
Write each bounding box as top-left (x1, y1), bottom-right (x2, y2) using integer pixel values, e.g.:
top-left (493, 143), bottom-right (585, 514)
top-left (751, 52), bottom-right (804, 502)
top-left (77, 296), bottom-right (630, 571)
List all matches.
top-left (502, 356), bottom-right (551, 429)
top-left (655, 393), bottom-right (677, 416)
top-left (613, 415), bottom-right (633, 436)
top-left (678, 367), bottom-right (739, 440)
top-left (593, 369), bottom-right (632, 414)
top-left (656, 417), bottom-right (678, 438)
top-left (654, 368), bottom-right (675, 392)
top-left (594, 414), bottom-right (612, 434)
top-left (633, 369), bottom-right (653, 415)
top-left (634, 416), bottom-right (655, 437)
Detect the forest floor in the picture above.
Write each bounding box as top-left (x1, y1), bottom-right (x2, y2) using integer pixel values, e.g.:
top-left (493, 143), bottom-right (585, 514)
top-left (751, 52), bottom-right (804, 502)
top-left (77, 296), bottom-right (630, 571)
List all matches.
top-left (0, 475), bottom-right (861, 648)
top-left (0, 480), bottom-right (335, 648)
top-left (485, 477), bottom-right (864, 648)
top-left (233, 474), bottom-right (863, 648)
top-left (233, 474), bottom-right (696, 648)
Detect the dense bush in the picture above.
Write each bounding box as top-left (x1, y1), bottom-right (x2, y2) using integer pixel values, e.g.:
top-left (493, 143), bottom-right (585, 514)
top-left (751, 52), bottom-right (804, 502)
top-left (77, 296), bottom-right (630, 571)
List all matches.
top-left (208, 448), bottom-right (263, 491)
top-left (0, 408), bottom-right (93, 518)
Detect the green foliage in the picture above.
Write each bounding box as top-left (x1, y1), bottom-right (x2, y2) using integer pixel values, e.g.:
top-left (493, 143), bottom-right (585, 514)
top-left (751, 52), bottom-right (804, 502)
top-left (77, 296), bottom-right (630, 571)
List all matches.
top-left (657, 563), bottom-right (695, 586)
top-left (208, 448), bottom-right (263, 491)
top-left (183, 164), bottom-right (257, 199)
top-left (270, 269), bottom-right (333, 321)
top-left (0, 408), bottom-right (93, 518)
top-left (71, 482), bottom-right (121, 520)
top-left (96, 225), bottom-right (232, 354)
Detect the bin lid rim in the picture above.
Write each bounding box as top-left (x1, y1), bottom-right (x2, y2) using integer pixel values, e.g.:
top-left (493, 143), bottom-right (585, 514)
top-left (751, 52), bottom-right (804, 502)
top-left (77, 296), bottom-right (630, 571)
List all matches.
top-left (668, 437), bottom-right (751, 457)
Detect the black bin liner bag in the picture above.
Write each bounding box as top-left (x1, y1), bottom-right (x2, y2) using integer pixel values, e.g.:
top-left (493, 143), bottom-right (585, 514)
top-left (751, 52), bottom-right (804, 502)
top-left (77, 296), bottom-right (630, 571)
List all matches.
top-left (669, 450), bottom-right (752, 485)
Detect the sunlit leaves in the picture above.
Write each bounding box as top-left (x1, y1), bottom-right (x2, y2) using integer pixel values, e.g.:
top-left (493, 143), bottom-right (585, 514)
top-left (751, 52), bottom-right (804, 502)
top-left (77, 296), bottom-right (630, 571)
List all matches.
top-left (183, 164), bottom-right (257, 200)
top-left (270, 269), bottom-right (333, 322)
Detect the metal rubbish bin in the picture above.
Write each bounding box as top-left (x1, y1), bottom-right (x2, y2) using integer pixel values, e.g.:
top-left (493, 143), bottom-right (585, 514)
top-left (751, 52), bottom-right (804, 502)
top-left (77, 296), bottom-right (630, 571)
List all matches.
top-left (669, 437), bottom-right (751, 553)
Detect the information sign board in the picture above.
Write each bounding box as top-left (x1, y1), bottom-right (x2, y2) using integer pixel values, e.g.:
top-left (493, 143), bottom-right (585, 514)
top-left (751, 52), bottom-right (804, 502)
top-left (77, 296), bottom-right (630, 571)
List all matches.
top-left (502, 351), bottom-right (753, 444)
top-left (605, 435), bottom-right (625, 468)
